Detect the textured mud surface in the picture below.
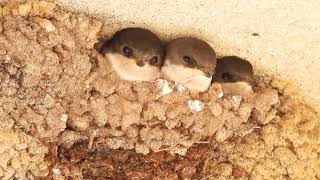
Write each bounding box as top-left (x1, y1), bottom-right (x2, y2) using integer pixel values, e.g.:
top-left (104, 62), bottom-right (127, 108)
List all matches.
top-left (0, 1), bottom-right (319, 179)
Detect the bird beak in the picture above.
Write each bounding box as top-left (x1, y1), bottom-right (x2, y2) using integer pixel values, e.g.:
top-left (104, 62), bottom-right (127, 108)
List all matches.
top-left (200, 68), bottom-right (213, 78)
top-left (245, 76), bottom-right (254, 85)
top-left (136, 60), bottom-right (145, 67)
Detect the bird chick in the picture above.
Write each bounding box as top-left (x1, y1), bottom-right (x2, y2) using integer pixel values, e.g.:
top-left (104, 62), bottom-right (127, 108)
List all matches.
top-left (214, 56), bottom-right (254, 96)
top-left (100, 28), bottom-right (164, 81)
top-left (161, 37), bottom-right (217, 92)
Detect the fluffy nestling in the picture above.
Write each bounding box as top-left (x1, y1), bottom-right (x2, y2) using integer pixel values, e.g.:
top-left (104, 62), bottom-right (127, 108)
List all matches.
top-left (214, 56), bottom-right (254, 96)
top-left (161, 37), bottom-right (217, 92)
top-left (100, 28), bottom-right (164, 81)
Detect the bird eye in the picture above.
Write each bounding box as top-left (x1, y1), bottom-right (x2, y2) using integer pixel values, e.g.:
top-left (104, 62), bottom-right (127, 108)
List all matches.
top-left (122, 46), bottom-right (133, 57)
top-left (150, 56), bottom-right (158, 65)
top-left (183, 56), bottom-right (193, 65)
top-left (222, 72), bottom-right (233, 81)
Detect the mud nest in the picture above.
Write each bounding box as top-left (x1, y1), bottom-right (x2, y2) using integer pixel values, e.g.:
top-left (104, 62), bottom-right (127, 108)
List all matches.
top-left (0, 1), bottom-right (319, 179)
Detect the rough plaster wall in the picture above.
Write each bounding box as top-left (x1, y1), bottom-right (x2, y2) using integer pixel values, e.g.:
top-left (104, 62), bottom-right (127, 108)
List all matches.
top-left (9, 0), bottom-right (320, 108)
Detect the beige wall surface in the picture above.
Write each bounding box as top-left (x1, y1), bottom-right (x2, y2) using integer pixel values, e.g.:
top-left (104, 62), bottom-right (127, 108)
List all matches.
top-left (56, 0), bottom-right (320, 108)
top-left (6, 0), bottom-right (320, 108)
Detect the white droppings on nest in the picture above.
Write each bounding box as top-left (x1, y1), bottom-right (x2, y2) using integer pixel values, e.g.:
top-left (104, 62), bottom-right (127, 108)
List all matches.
top-left (157, 79), bottom-right (173, 95)
top-left (188, 100), bottom-right (203, 112)
top-left (52, 168), bottom-right (61, 174)
top-left (217, 90), bottom-right (224, 98)
top-left (60, 114), bottom-right (68, 122)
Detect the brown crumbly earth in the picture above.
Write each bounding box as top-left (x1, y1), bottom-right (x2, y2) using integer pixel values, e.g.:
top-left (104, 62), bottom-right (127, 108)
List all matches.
top-left (0, 1), bottom-right (319, 179)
